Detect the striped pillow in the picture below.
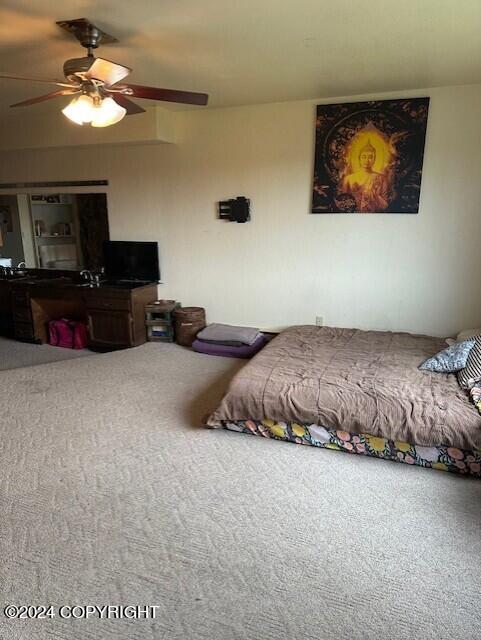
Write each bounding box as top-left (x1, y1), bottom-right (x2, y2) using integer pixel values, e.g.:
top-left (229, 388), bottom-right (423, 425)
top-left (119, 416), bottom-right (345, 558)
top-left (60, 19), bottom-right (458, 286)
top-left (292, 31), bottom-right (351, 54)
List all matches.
top-left (458, 335), bottom-right (481, 389)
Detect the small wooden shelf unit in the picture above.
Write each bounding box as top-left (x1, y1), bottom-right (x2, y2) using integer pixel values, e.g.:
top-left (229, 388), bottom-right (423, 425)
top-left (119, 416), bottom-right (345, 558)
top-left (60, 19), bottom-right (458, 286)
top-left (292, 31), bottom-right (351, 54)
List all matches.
top-left (145, 300), bottom-right (180, 342)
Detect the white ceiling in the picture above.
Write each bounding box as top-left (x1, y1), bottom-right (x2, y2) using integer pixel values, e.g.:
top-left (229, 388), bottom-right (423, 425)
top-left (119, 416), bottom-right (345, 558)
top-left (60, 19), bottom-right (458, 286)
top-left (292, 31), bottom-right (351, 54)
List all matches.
top-left (1, 0), bottom-right (481, 115)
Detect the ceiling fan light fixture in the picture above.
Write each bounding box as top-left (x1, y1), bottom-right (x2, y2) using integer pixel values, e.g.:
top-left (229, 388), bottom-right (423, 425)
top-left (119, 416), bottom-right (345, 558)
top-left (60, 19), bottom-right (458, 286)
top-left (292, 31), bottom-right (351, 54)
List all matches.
top-left (62, 94), bottom-right (97, 125)
top-left (62, 94), bottom-right (126, 128)
top-left (90, 96), bottom-right (126, 128)
top-left (4, 19), bottom-right (208, 122)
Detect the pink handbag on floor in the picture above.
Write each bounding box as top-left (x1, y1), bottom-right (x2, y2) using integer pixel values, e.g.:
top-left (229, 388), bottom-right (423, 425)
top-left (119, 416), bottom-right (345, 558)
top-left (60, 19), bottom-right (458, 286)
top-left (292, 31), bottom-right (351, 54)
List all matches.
top-left (48, 319), bottom-right (88, 349)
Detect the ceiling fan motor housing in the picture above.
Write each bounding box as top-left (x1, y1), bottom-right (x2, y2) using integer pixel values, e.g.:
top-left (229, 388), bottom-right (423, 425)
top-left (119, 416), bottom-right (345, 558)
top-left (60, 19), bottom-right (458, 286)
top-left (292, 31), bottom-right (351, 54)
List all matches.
top-left (63, 57), bottom-right (96, 83)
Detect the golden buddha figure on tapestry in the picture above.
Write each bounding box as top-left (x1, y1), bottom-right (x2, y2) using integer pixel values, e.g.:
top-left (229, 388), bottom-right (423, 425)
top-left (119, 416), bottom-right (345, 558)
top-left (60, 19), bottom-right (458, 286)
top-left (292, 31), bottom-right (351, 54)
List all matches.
top-left (342, 139), bottom-right (393, 212)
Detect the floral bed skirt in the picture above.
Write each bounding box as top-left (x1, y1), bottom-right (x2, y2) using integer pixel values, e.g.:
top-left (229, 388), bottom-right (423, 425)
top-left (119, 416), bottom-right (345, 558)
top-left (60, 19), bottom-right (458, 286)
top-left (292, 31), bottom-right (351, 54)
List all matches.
top-left (221, 419), bottom-right (481, 479)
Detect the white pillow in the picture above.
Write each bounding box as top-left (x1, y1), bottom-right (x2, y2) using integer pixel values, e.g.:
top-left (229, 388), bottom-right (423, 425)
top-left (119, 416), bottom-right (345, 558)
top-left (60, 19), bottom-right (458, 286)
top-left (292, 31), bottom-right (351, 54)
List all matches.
top-left (456, 328), bottom-right (481, 342)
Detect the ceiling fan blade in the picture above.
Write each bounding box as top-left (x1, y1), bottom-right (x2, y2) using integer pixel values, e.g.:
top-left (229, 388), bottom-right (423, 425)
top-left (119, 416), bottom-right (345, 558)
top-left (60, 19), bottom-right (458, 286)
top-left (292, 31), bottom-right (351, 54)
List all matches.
top-left (123, 83), bottom-right (208, 106)
top-left (0, 73), bottom-right (75, 89)
top-left (85, 58), bottom-right (131, 86)
top-left (108, 94), bottom-right (145, 115)
top-left (10, 89), bottom-right (80, 108)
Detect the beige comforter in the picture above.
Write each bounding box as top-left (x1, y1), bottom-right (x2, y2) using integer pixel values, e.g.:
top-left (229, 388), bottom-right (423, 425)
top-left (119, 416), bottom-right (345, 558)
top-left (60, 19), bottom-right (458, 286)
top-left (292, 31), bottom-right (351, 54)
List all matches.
top-left (207, 326), bottom-right (481, 450)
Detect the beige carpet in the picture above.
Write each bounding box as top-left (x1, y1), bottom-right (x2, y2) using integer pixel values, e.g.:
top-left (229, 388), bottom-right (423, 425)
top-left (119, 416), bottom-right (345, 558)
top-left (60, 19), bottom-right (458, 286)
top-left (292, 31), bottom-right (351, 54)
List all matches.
top-left (1, 342), bottom-right (480, 640)
top-left (0, 335), bottom-right (94, 371)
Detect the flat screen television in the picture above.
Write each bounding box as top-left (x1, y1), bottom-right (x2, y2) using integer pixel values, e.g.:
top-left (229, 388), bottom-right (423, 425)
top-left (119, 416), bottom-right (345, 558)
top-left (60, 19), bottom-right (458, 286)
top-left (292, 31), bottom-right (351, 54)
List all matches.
top-left (103, 241), bottom-right (160, 282)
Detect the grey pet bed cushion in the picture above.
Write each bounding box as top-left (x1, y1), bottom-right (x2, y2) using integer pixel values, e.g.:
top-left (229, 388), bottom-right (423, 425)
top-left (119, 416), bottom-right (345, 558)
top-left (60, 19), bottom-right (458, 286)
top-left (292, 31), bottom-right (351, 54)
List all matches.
top-left (197, 323), bottom-right (261, 346)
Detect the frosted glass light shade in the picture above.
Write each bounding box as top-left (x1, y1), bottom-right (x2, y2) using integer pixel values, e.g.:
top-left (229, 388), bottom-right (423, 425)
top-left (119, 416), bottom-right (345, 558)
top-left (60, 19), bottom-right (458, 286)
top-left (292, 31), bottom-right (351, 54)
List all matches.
top-left (62, 95), bottom-right (126, 128)
top-left (62, 95), bottom-right (96, 125)
top-left (91, 97), bottom-right (126, 128)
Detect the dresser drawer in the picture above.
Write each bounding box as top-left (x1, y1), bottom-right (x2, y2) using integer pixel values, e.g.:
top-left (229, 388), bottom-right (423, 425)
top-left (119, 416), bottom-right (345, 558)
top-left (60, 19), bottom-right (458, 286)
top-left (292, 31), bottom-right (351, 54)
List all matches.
top-left (13, 307), bottom-right (32, 324)
top-left (14, 322), bottom-right (35, 341)
top-left (12, 290), bottom-right (30, 307)
top-left (86, 297), bottom-right (131, 312)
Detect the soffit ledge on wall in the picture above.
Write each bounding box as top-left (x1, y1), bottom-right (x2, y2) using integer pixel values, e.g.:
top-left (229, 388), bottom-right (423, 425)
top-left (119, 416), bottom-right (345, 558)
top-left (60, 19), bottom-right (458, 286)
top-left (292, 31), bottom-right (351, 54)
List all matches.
top-left (0, 106), bottom-right (177, 151)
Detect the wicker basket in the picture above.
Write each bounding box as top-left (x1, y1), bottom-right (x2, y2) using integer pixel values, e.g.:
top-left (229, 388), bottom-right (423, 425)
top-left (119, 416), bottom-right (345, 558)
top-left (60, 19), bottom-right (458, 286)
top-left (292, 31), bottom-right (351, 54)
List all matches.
top-left (173, 307), bottom-right (206, 346)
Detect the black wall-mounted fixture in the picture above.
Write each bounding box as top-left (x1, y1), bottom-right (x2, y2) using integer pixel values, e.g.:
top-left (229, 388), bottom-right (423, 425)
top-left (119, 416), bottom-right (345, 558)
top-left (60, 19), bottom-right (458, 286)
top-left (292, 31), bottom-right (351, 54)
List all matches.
top-left (218, 196), bottom-right (250, 223)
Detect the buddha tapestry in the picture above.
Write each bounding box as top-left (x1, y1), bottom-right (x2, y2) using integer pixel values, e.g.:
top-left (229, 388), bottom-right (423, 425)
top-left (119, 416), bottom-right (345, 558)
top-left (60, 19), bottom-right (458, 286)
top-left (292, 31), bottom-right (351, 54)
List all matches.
top-left (311, 97), bottom-right (430, 214)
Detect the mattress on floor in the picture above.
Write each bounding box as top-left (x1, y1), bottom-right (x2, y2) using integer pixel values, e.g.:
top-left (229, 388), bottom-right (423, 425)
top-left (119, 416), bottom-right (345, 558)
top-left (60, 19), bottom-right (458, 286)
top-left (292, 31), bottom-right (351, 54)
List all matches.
top-left (223, 420), bottom-right (481, 478)
top-left (206, 325), bottom-right (481, 451)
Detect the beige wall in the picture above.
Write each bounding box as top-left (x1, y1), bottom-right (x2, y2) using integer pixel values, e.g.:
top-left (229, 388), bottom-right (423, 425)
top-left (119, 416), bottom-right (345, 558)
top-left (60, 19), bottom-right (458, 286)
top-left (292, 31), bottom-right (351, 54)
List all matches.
top-left (1, 84), bottom-right (480, 336)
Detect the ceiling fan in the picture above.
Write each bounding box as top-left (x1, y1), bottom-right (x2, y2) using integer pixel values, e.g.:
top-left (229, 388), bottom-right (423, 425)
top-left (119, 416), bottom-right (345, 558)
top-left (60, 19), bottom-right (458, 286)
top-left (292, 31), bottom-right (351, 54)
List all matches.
top-left (0, 18), bottom-right (209, 128)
